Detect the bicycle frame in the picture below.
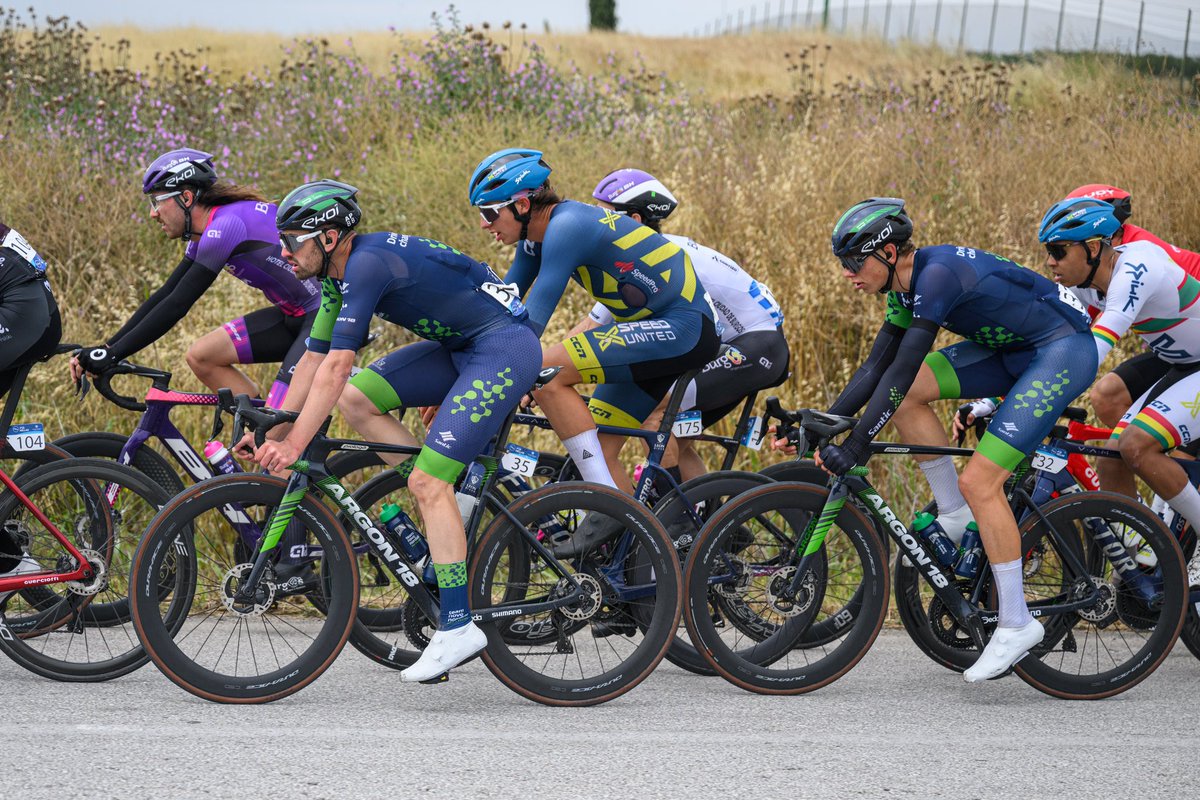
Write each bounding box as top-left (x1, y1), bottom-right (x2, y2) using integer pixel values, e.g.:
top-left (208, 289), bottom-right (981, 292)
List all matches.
top-left (0, 465), bottom-right (97, 595)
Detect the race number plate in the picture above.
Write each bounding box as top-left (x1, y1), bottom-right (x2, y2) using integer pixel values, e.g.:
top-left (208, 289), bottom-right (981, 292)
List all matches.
top-left (740, 416), bottom-right (765, 451)
top-left (6, 423), bottom-right (44, 452)
top-left (501, 444), bottom-right (539, 477)
top-left (672, 410), bottom-right (703, 438)
top-left (1031, 446), bottom-right (1068, 474)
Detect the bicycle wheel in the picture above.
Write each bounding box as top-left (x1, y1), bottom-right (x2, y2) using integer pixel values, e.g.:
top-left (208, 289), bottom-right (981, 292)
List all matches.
top-left (342, 453), bottom-right (569, 669)
top-left (651, 469), bottom-right (773, 675)
top-left (893, 557), bottom-right (995, 673)
top-left (129, 473), bottom-right (358, 703)
top-left (683, 482), bottom-right (889, 694)
top-left (470, 481), bottom-right (681, 706)
top-left (1010, 491), bottom-right (1187, 699)
top-left (53, 431), bottom-right (186, 496)
top-left (0, 458), bottom-right (172, 681)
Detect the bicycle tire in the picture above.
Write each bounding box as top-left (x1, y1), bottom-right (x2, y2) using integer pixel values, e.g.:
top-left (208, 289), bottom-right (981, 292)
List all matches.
top-left (470, 481), bottom-right (681, 706)
top-left (53, 431), bottom-right (186, 497)
top-left (651, 469), bottom-right (773, 675)
top-left (683, 481), bottom-right (889, 695)
top-left (129, 473), bottom-right (359, 703)
top-left (341, 453), bottom-right (569, 669)
top-left (0, 458), bottom-right (173, 681)
top-left (1010, 491), bottom-right (1187, 699)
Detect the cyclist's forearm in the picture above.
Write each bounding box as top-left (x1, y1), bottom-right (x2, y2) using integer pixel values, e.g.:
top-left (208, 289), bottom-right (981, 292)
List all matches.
top-left (284, 349), bottom-right (353, 451)
top-left (279, 350), bottom-right (326, 413)
top-left (565, 315), bottom-right (600, 339)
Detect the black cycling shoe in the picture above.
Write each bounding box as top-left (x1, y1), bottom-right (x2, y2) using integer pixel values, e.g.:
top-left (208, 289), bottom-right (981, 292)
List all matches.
top-left (551, 514), bottom-right (625, 559)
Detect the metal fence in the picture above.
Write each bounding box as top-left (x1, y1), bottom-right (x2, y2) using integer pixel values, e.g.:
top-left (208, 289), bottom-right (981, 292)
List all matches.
top-left (694, 0), bottom-right (1196, 60)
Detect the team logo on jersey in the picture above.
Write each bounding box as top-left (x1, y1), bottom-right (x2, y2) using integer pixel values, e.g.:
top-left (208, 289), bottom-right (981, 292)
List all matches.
top-left (616, 261), bottom-right (635, 273)
top-left (1182, 392), bottom-right (1200, 417)
top-left (599, 210), bottom-right (622, 231)
top-left (594, 326), bottom-right (627, 352)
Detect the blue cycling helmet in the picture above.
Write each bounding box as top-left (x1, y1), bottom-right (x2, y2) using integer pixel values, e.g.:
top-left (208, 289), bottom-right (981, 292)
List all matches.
top-left (1037, 197), bottom-right (1121, 243)
top-left (468, 148), bottom-right (552, 206)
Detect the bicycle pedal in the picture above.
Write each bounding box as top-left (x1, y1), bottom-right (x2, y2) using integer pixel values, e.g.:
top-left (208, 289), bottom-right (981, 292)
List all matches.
top-left (419, 672), bottom-right (449, 685)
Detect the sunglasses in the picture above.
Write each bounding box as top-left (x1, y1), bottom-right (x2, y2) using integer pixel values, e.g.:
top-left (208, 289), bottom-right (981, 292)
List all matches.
top-left (478, 200), bottom-right (514, 225)
top-left (1044, 242), bottom-right (1076, 261)
top-left (148, 191), bottom-right (182, 212)
top-left (280, 229), bottom-right (325, 253)
top-left (839, 253), bottom-right (870, 274)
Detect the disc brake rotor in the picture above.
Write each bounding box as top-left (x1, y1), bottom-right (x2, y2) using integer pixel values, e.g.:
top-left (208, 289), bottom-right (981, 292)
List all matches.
top-left (220, 563), bottom-right (275, 616)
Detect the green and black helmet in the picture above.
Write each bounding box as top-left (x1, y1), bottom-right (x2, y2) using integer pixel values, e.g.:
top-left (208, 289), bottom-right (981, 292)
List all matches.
top-left (830, 198), bottom-right (913, 274)
top-left (276, 179), bottom-right (362, 232)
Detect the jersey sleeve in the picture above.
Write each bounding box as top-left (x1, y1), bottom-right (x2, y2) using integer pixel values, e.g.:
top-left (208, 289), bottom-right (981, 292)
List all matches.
top-left (504, 244), bottom-right (539, 298)
top-left (105, 259), bottom-right (219, 360)
top-left (1090, 258), bottom-right (1161, 362)
top-left (190, 210), bottom-right (248, 273)
top-left (908, 259), bottom-right (965, 326)
top-left (305, 278), bottom-right (342, 355)
top-left (327, 249), bottom-right (394, 352)
top-left (884, 292), bottom-right (913, 330)
top-left (520, 222), bottom-right (592, 337)
top-left (844, 320), bottom-right (940, 453)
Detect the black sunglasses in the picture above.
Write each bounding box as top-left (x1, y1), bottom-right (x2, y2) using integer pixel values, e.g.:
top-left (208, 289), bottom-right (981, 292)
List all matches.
top-left (478, 200), bottom-right (514, 225)
top-left (1044, 242), bottom-right (1074, 261)
top-left (839, 253), bottom-right (870, 274)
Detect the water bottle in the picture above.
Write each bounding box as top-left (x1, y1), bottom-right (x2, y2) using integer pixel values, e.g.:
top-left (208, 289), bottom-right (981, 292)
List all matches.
top-left (455, 461), bottom-right (487, 525)
top-left (203, 441), bottom-right (238, 475)
top-left (380, 503), bottom-right (428, 562)
top-left (954, 521), bottom-right (984, 579)
top-left (912, 512), bottom-right (959, 567)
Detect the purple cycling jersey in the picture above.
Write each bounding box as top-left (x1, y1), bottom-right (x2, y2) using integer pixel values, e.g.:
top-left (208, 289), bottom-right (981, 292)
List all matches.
top-left (184, 201), bottom-right (319, 316)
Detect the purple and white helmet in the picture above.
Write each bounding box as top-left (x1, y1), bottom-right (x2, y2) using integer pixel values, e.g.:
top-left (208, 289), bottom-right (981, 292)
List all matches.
top-left (591, 168), bottom-right (679, 222)
top-left (141, 148), bottom-right (219, 194)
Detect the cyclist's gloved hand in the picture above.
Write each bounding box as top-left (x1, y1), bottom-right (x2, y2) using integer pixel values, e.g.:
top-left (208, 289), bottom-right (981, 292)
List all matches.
top-left (78, 345), bottom-right (119, 375)
top-left (819, 437), bottom-right (868, 476)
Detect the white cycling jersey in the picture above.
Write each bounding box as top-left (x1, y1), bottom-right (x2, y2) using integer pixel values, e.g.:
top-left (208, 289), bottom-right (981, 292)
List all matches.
top-left (1069, 240), bottom-right (1200, 365)
top-left (588, 233), bottom-right (782, 340)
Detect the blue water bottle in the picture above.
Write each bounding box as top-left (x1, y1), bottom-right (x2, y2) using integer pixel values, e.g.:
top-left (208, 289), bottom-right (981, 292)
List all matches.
top-left (912, 512), bottom-right (960, 567)
top-left (954, 521), bottom-right (983, 579)
top-left (380, 503), bottom-right (436, 583)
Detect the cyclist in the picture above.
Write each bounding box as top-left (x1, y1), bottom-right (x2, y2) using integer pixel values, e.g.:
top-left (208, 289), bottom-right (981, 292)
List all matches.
top-left (0, 219), bottom-right (61, 581)
top-left (69, 148), bottom-right (320, 407)
top-left (248, 180), bottom-right (542, 682)
top-left (468, 149), bottom-right (720, 555)
top-left (813, 198), bottom-right (1096, 682)
top-left (585, 169), bottom-right (789, 482)
top-left (1042, 196), bottom-right (1200, 587)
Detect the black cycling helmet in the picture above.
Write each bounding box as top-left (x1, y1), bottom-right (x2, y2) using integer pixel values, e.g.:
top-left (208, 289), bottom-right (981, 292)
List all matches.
top-left (831, 198), bottom-right (913, 290)
top-left (276, 179), bottom-right (362, 232)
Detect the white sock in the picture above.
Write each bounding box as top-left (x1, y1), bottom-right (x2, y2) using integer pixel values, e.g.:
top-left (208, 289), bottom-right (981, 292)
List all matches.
top-left (936, 505), bottom-right (975, 545)
top-left (563, 430), bottom-right (618, 489)
top-left (1167, 485), bottom-right (1200, 563)
top-left (991, 558), bottom-right (1033, 628)
top-left (919, 457), bottom-right (967, 515)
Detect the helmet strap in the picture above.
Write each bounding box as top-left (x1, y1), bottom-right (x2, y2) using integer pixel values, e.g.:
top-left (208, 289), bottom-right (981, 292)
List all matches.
top-left (175, 191), bottom-right (196, 241)
top-left (875, 246), bottom-right (907, 294)
top-left (513, 202), bottom-right (533, 242)
top-left (318, 229), bottom-right (350, 280)
top-left (1078, 239), bottom-right (1107, 290)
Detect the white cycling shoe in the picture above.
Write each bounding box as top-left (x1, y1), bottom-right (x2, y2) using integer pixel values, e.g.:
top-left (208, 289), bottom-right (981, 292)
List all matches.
top-left (400, 621), bottom-right (487, 683)
top-left (963, 618), bottom-right (1044, 683)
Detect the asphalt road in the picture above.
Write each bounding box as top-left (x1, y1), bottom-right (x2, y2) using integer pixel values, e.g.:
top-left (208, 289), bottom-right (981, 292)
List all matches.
top-left (3, 630), bottom-right (1198, 800)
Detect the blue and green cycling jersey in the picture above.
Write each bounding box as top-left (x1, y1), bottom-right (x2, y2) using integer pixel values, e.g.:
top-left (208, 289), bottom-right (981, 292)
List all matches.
top-left (882, 245), bottom-right (1090, 348)
top-left (306, 232), bottom-right (529, 354)
top-left (504, 200), bottom-right (715, 335)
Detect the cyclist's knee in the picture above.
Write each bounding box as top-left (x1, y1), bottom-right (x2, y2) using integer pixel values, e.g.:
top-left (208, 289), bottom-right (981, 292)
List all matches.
top-left (1091, 373), bottom-right (1131, 427)
top-left (1117, 427), bottom-right (1162, 471)
top-left (408, 467), bottom-right (451, 502)
top-left (959, 458), bottom-right (1008, 505)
